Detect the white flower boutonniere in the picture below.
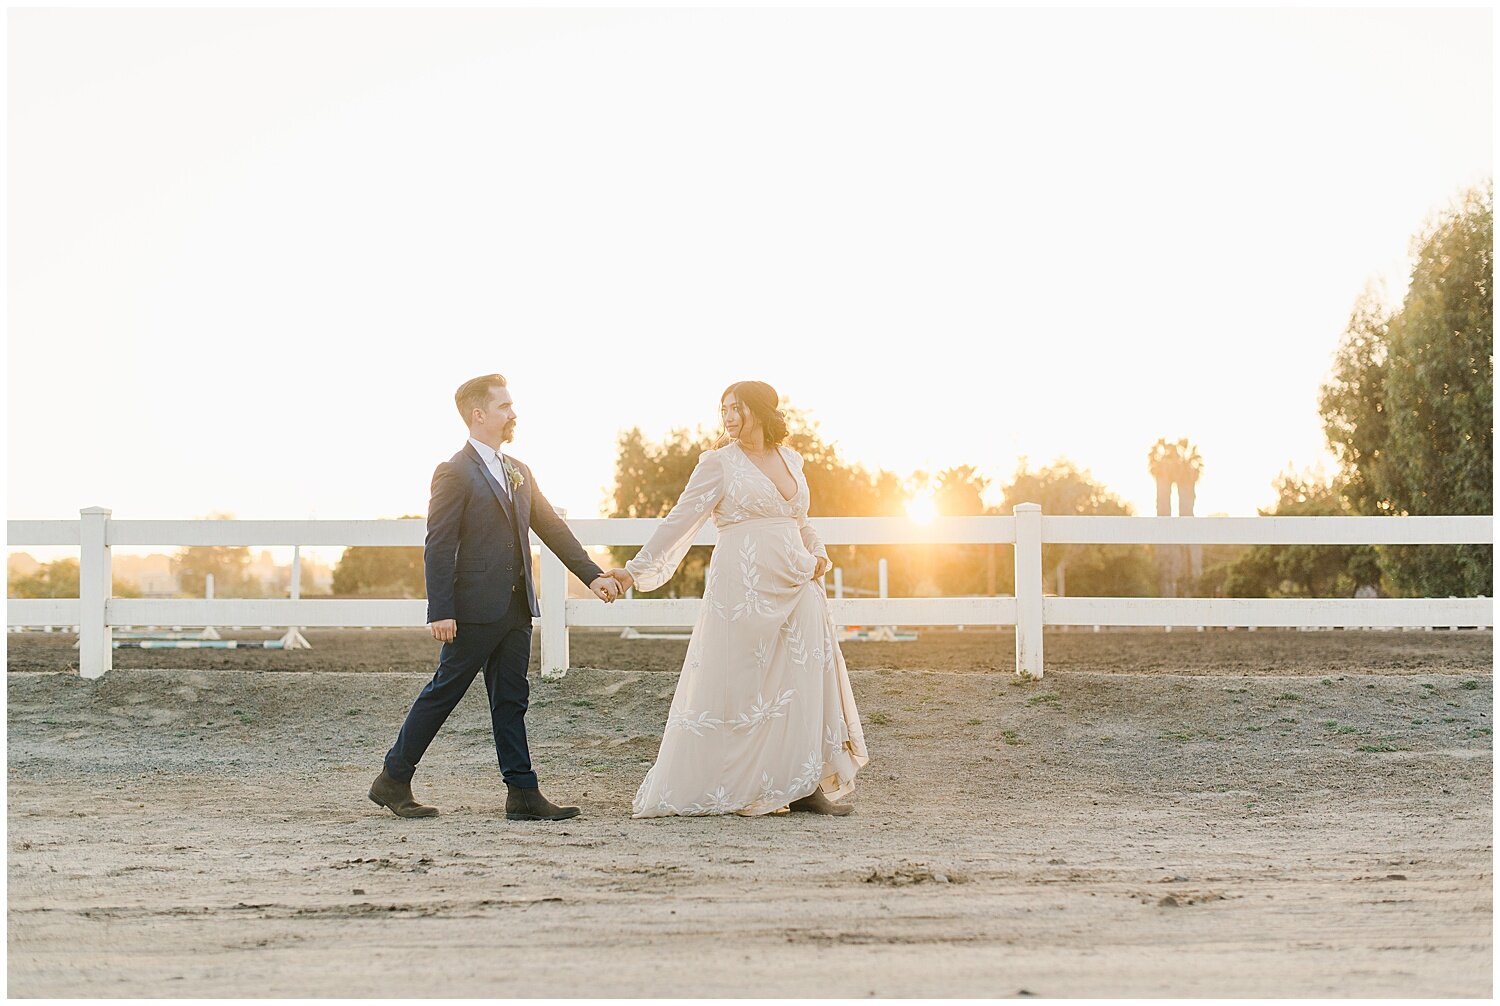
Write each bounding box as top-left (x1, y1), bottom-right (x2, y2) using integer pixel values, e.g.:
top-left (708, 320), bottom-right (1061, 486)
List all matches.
top-left (502, 458), bottom-right (525, 492)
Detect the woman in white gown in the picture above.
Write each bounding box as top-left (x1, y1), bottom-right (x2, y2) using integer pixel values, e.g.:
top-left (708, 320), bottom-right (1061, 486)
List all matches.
top-left (606, 381), bottom-right (869, 818)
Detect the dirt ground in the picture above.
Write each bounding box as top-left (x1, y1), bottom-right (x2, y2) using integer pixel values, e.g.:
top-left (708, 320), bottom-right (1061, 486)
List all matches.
top-left (6, 629), bottom-right (1493, 997)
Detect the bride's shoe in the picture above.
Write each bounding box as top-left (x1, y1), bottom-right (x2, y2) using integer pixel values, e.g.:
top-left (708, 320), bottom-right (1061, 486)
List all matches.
top-left (788, 788), bottom-right (853, 816)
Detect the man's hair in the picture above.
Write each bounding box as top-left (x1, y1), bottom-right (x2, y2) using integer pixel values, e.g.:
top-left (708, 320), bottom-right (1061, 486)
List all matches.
top-left (455, 374), bottom-right (508, 425)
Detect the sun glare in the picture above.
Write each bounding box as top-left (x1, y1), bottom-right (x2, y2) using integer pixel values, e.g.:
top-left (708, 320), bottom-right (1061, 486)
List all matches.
top-left (907, 491), bottom-right (938, 524)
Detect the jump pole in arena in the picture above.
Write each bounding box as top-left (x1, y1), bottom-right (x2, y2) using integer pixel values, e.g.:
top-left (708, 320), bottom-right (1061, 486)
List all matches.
top-left (111, 561), bottom-right (312, 650)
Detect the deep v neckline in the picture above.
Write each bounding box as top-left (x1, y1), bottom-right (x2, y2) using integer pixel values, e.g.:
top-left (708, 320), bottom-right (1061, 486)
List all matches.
top-left (735, 442), bottom-right (800, 503)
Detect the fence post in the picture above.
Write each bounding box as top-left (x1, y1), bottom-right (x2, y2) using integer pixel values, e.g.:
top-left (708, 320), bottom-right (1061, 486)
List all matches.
top-left (1013, 502), bottom-right (1044, 680)
top-left (78, 506), bottom-right (113, 680)
top-left (539, 509), bottom-right (570, 679)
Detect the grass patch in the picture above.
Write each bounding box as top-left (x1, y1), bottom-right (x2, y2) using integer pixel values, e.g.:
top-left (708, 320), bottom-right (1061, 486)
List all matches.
top-left (1276, 692), bottom-right (1301, 701)
top-left (345, 708), bottom-right (360, 716)
top-left (571, 699), bottom-right (593, 708)
top-left (1460, 680), bottom-right (1480, 690)
top-left (1324, 721), bottom-right (1358, 734)
top-left (868, 712), bottom-right (890, 726)
top-left (1357, 743), bottom-right (1406, 753)
top-left (1000, 729), bottom-right (1021, 746)
top-left (966, 718), bottom-right (982, 726)
top-left (1025, 693), bottom-right (1061, 708)
top-left (1159, 731), bottom-right (1192, 743)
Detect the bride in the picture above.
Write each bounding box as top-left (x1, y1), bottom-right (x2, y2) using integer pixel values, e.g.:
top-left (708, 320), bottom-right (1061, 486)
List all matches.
top-left (604, 381), bottom-right (869, 818)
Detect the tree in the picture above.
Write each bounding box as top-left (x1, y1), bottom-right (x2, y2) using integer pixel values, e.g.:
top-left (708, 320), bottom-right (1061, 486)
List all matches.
top-left (931, 465), bottom-right (1001, 596)
top-left (175, 547), bottom-right (256, 598)
top-left (1320, 183), bottom-right (1493, 596)
top-left (332, 517), bottom-right (426, 597)
top-left (1209, 470), bottom-right (1382, 597)
top-left (1000, 459), bottom-right (1154, 597)
top-left (8, 558), bottom-right (140, 599)
top-left (1147, 437), bottom-right (1206, 594)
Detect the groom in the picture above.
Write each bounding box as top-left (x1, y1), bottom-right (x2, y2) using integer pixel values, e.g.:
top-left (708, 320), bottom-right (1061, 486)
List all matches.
top-left (369, 373), bottom-right (621, 821)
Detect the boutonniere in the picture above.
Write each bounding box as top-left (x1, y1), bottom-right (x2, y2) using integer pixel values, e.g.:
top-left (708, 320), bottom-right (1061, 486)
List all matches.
top-left (502, 458), bottom-right (525, 492)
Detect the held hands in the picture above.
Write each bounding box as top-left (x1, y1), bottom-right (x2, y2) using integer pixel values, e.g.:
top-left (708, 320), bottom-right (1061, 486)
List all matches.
top-left (604, 568), bottom-right (635, 593)
top-left (590, 575), bottom-right (623, 603)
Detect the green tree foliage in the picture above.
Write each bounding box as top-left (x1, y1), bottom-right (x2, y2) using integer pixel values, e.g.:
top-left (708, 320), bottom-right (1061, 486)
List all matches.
top-left (172, 513), bottom-right (258, 598)
top-left (1320, 184), bottom-right (1493, 596)
top-left (175, 547), bottom-right (256, 598)
top-left (332, 517), bottom-right (425, 597)
top-left (931, 465), bottom-right (1007, 596)
top-left (8, 558), bottom-right (139, 599)
top-left (999, 460), bottom-right (1154, 597)
top-left (608, 412), bottom-right (1155, 599)
top-left (1208, 471), bottom-right (1382, 598)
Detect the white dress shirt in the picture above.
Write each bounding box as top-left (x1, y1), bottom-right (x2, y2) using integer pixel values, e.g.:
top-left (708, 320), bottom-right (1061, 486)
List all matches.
top-left (469, 437), bottom-right (511, 499)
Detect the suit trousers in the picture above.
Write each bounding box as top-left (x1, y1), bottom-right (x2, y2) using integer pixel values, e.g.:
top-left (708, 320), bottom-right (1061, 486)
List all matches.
top-left (384, 587), bottom-right (539, 789)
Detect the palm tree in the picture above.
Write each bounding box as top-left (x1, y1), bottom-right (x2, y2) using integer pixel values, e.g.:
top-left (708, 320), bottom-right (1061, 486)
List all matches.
top-left (1147, 439), bottom-right (1206, 594)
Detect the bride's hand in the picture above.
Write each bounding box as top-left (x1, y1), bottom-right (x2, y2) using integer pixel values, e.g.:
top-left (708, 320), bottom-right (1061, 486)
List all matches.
top-left (813, 556), bottom-right (831, 579)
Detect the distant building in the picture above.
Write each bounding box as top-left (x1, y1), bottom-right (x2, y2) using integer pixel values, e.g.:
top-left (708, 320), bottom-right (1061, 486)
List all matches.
top-left (113, 554), bottom-right (179, 597)
top-left (8, 552), bottom-right (41, 580)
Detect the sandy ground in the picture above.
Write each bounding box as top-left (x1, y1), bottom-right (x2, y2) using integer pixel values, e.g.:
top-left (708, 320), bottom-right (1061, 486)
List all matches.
top-left (6, 629), bottom-right (1493, 997)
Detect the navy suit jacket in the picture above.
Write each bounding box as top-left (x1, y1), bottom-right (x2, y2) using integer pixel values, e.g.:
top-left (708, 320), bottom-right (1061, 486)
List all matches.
top-left (424, 442), bottom-right (603, 624)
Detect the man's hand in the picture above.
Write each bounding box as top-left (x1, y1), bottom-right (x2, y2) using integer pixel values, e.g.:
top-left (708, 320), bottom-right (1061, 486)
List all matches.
top-left (430, 618), bottom-right (457, 643)
top-left (590, 576), bottom-right (622, 603)
top-left (605, 568), bottom-right (635, 592)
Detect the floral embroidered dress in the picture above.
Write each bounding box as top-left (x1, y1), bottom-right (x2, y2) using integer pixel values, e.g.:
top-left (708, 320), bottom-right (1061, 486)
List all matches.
top-left (627, 442), bottom-right (869, 818)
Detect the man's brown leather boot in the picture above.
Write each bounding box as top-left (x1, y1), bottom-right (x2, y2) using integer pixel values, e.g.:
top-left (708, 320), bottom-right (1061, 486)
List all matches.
top-left (368, 770), bottom-right (439, 818)
top-left (505, 785), bottom-right (580, 821)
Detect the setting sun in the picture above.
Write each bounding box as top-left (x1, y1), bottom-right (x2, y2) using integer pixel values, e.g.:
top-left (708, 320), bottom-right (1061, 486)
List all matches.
top-left (907, 491), bottom-right (938, 524)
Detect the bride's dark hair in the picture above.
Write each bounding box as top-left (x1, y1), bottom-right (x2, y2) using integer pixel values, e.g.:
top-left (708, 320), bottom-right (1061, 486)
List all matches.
top-left (718, 381), bottom-right (789, 447)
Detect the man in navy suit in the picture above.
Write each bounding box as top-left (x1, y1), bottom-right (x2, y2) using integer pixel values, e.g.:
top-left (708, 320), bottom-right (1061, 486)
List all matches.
top-left (370, 374), bottom-right (621, 821)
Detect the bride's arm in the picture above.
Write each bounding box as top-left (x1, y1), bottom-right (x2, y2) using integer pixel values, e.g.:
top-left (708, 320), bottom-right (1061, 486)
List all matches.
top-left (621, 449), bottom-right (725, 593)
top-left (788, 448), bottom-right (828, 558)
top-left (788, 449), bottom-right (831, 573)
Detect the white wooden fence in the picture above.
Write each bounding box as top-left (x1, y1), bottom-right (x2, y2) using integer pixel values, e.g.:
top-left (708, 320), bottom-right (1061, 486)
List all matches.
top-left (7, 506), bottom-right (1493, 681)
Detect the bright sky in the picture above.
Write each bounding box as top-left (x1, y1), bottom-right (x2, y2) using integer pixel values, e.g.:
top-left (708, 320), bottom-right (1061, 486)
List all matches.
top-left (8, 8), bottom-right (1493, 559)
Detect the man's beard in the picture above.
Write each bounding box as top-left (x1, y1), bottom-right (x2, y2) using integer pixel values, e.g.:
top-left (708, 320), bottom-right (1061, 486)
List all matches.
top-left (502, 422), bottom-right (516, 442)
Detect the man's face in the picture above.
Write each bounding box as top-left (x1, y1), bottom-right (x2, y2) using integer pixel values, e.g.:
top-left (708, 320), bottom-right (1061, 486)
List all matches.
top-left (473, 386), bottom-right (517, 444)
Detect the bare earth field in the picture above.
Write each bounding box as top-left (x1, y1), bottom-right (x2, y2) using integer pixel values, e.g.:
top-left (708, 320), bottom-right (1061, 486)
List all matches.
top-left (7, 629), bottom-right (1493, 997)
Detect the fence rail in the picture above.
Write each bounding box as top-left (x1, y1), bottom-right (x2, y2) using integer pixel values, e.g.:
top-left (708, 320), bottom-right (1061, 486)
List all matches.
top-left (7, 507), bottom-right (1492, 680)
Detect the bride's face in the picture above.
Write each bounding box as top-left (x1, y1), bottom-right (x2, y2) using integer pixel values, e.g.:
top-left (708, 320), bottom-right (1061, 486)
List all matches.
top-left (721, 393), bottom-right (754, 441)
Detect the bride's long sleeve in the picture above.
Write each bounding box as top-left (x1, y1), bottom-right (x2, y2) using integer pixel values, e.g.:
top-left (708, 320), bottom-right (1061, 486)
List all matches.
top-left (797, 511), bottom-right (828, 561)
top-left (789, 449), bottom-right (829, 560)
top-left (625, 449), bottom-right (725, 593)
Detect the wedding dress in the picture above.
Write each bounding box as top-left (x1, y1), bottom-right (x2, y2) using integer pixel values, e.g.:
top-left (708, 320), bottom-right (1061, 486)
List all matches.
top-left (627, 442), bottom-right (869, 817)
